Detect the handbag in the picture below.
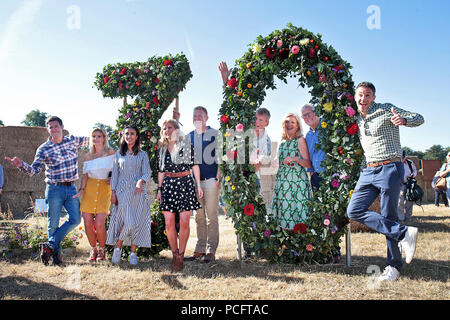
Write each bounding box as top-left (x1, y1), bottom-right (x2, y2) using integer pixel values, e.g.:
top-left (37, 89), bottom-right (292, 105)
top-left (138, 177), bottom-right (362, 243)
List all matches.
top-left (435, 176), bottom-right (447, 191)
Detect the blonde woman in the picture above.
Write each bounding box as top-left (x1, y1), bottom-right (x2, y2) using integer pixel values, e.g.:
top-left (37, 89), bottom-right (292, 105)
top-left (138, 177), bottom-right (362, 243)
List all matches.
top-left (157, 119), bottom-right (203, 271)
top-left (75, 128), bottom-right (115, 262)
top-left (271, 113), bottom-right (312, 229)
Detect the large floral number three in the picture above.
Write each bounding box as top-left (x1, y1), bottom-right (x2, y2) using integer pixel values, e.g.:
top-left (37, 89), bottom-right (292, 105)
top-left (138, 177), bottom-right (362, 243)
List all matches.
top-left (219, 23), bottom-right (363, 264)
top-left (94, 53), bottom-right (193, 257)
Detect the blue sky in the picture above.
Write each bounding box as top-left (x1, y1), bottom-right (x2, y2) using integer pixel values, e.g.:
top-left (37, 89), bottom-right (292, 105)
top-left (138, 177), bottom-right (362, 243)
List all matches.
top-left (1, 0), bottom-right (449, 152)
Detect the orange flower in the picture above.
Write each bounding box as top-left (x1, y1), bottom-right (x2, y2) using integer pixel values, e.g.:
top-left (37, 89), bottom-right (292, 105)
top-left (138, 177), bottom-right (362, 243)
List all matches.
top-left (237, 91), bottom-right (243, 96)
top-left (247, 83), bottom-right (252, 88)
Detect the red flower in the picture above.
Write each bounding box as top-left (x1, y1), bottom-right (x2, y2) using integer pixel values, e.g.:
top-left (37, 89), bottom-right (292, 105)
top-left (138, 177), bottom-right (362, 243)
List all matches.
top-left (154, 78), bottom-right (160, 83)
top-left (103, 76), bottom-right (109, 84)
top-left (220, 115), bottom-right (229, 123)
top-left (307, 48), bottom-right (316, 59)
top-left (118, 81), bottom-right (123, 90)
top-left (153, 96), bottom-right (160, 105)
top-left (346, 123), bottom-right (358, 136)
top-left (244, 203), bottom-right (254, 216)
top-left (120, 68), bottom-right (127, 75)
top-left (163, 59), bottom-right (173, 66)
top-left (293, 223), bottom-right (307, 235)
top-left (136, 80), bottom-right (141, 87)
top-left (227, 78), bottom-right (238, 89)
top-left (227, 150), bottom-right (237, 160)
top-left (265, 48), bottom-right (276, 59)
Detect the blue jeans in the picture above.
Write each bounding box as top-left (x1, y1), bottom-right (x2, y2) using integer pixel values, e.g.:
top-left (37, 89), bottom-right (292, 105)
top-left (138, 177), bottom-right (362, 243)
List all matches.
top-left (347, 162), bottom-right (408, 271)
top-left (45, 184), bottom-right (81, 254)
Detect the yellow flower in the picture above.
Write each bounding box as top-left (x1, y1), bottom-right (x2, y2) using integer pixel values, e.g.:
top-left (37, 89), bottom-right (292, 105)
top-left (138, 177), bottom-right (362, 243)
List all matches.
top-left (246, 63), bottom-right (252, 68)
top-left (349, 190), bottom-right (354, 198)
top-left (321, 121), bottom-right (327, 128)
top-left (250, 102), bottom-right (255, 106)
top-left (323, 102), bottom-right (333, 112)
top-left (225, 176), bottom-right (231, 182)
top-left (133, 102), bottom-right (137, 107)
top-left (247, 83), bottom-right (252, 89)
top-left (231, 185), bottom-right (236, 191)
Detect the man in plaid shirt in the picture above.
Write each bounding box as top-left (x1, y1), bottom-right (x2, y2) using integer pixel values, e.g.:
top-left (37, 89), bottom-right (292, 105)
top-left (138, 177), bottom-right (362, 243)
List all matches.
top-left (347, 82), bottom-right (424, 282)
top-left (5, 116), bottom-right (88, 265)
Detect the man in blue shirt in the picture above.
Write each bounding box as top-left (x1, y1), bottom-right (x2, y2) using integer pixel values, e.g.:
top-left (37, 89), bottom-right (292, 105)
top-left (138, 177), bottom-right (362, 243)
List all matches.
top-left (301, 104), bottom-right (326, 191)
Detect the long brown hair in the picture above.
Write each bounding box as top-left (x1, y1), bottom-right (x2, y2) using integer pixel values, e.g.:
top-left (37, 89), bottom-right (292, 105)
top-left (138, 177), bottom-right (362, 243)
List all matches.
top-left (119, 125), bottom-right (141, 156)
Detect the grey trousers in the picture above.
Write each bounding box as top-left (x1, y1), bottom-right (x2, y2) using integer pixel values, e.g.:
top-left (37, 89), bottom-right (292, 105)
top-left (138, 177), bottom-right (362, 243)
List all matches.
top-left (194, 178), bottom-right (219, 255)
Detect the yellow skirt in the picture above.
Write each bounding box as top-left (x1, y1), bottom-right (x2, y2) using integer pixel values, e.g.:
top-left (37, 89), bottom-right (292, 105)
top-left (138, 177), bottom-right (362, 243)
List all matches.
top-left (80, 178), bottom-right (112, 215)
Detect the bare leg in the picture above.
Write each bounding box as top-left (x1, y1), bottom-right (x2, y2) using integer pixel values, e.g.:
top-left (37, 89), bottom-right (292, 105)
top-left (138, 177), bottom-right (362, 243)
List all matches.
top-left (163, 211), bottom-right (178, 252)
top-left (94, 213), bottom-right (107, 247)
top-left (178, 211), bottom-right (191, 255)
top-left (82, 212), bottom-right (97, 247)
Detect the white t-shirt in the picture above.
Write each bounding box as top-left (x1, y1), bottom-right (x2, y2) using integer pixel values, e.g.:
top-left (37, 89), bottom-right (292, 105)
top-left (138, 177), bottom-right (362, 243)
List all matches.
top-left (82, 155), bottom-right (114, 179)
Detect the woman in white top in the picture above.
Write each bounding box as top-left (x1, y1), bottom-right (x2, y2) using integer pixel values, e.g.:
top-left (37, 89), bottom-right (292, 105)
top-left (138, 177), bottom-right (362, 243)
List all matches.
top-left (75, 128), bottom-right (115, 262)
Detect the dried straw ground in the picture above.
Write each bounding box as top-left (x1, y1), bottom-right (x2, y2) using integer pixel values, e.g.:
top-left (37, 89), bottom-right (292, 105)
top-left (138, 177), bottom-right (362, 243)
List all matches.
top-left (0, 204), bottom-right (448, 300)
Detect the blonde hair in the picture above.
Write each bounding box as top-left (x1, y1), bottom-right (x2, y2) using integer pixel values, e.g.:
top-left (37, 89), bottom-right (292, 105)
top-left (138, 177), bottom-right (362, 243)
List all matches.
top-left (89, 128), bottom-right (111, 155)
top-left (281, 113), bottom-right (303, 141)
top-left (158, 119), bottom-right (189, 171)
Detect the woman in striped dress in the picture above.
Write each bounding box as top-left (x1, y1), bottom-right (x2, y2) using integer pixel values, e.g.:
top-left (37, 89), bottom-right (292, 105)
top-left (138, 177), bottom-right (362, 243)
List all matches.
top-left (106, 125), bottom-right (152, 265)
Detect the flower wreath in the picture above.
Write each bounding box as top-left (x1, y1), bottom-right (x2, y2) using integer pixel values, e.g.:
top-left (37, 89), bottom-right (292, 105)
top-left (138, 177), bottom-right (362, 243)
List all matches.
top-left (94, 53), bottom-right (193, 257)
top-left (219, 24), bottom-right (363, 264)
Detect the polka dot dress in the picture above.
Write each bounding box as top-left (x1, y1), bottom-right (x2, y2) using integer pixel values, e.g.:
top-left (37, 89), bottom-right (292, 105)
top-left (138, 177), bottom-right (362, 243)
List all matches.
top-left (159, 145), bottom-right (202, 214)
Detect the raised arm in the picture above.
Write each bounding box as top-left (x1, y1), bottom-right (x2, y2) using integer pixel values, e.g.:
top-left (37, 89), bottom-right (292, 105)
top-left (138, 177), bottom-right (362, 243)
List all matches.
top-left (219, 61), bottom-right (231, 86)
top-left (390, 106), bottom-right (424, 127)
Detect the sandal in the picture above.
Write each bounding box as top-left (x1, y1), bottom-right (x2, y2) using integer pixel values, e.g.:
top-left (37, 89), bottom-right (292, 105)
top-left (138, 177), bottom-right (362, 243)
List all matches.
top-left (88, 247), bottom-right (98, 262)
top-left (96, 247), bottom-right (105, 262)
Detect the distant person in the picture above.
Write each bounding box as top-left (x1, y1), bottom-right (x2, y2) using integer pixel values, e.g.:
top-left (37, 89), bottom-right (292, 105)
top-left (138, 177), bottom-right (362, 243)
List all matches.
top-left (0, 164), bottom-right (4, 213)
top-left (438, 152), bottom-right (450, 203)
top-left (74, 128), bottom-right (115, 262)
top-left (106, 125), bottom-right (152, 266)
top-left (432, 170), bottom-right (448, 207)
top-left (157, 119), bottom-right (203, 271)
top-left (346, 82), bottom-right (424, 282)
top-left (398, 150), bottom-right (417, 223)
top-left (271, 113), bottom-right (312, 229)
top-left (5, 116), bottom-right (89, 266)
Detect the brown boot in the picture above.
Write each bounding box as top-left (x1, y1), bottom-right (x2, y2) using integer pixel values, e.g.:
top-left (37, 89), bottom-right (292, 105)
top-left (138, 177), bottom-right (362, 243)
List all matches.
top-left (173, 251), bottom-right (184, 271)
top-left (171, 249), bottom-right (179, 271)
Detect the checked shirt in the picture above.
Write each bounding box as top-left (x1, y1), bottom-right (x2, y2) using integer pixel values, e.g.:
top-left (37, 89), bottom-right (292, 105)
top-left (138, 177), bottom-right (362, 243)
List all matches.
top-left (356, 102), bottom-right (424, 163)
top-left (20, 135), bottom-right (89, 184)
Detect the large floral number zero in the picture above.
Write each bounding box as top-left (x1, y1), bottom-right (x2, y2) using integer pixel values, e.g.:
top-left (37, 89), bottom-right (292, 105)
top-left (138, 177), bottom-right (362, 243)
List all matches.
top-left (219, 24), bottom-right (363, 264)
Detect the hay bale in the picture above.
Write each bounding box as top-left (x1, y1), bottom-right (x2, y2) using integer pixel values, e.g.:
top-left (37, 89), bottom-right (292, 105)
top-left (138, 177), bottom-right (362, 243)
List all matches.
top-left (0, 126), bottom-right (87, 218)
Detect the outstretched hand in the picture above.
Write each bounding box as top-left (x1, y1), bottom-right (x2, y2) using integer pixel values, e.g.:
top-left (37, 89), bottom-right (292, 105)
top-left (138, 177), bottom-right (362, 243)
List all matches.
top-left (391, 107), bottom-right (406, 126)
top-left (5, 156), bottom-right (22, 168)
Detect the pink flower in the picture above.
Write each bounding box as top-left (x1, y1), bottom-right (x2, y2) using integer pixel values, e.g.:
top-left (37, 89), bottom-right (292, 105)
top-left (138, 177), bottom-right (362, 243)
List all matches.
top-left (306, 244), bottom-right (314, 252)
top-left (291, 45), bottom-right (300, 55)
top-left (236, 123), bottom-right (244, 132)
top-left (264, 230), bottom-right (271, 237)
top-left (345, 106), bottom-right (356, 117)
top-left (331, 179), bottom-right (340, 188)
top-left (277, 40), bottom-right (283, 48)
top-left (324, 219), bottom-right (330, 226)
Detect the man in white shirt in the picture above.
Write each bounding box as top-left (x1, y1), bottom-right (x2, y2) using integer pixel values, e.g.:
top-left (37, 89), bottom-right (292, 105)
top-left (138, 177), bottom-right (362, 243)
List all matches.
top-left (398, 150), bottom-right (417, 223)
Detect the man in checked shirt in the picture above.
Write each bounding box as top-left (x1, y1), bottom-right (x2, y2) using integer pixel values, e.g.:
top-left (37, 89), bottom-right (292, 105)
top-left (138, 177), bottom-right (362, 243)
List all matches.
top-left (346, 82), bottom-right (424, 282)
top-left (5, 116), bottom-right (89, 266)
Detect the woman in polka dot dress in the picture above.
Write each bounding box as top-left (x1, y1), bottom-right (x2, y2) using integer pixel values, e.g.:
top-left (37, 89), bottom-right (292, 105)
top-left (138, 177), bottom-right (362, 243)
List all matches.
top-left (157, 119), bottom-right (203, 271)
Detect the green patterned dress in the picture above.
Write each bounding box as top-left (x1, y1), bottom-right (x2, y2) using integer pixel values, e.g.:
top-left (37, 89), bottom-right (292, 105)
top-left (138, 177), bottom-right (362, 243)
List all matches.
top-left (271, 138), bottom-right (311, 229)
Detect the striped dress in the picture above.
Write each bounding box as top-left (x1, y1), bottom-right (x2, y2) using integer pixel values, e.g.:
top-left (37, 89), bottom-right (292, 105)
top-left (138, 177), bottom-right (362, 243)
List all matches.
top-left (106, 150), bottom-right (152, 248)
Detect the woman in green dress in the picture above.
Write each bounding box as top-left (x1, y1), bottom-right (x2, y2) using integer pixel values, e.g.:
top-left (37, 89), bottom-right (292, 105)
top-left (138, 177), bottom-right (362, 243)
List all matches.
top-left (271, 113), bottom-right (312, 229)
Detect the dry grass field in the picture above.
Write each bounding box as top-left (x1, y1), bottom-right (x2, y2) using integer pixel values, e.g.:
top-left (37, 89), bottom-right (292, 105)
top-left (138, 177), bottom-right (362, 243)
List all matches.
top-left (0, 203), bottom-right (448, 301)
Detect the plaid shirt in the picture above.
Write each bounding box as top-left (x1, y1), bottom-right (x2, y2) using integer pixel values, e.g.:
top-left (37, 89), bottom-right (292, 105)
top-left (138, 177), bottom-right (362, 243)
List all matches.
top-left (357, 102), bottom-right (424, 163)
top-left (20, 135), bottom-right (89, 184)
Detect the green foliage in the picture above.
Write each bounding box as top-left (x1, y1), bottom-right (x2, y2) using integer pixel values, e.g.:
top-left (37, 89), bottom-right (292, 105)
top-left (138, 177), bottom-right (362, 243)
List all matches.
top-left (21, 109), bottom-right (48, 127)
top-left (219, 24), bottom-right (362, 264)
top-left (95, 53), bottom-right (193, 258)
top-left (423, 144), bottom-right (448, 162)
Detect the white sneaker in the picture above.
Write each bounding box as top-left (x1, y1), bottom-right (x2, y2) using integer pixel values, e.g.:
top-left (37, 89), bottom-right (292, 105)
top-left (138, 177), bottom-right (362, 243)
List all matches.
top-left (129, 252), bottom-right (139, 265)
top-left (112, 247), bottom-right (122, 264)
top-left (399, 226), bottom-right (418, 264)
top-left (377, 265), bottom-right (400, 282)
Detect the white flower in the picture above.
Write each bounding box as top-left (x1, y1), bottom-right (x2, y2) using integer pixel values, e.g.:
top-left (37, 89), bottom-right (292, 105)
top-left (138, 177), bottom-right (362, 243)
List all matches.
top-left (252, 44), bottom-right (262, 54)
top-left (300, 38), bottom-right (309, 46)
top-left (150, 136), bottom-right (157, 143)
